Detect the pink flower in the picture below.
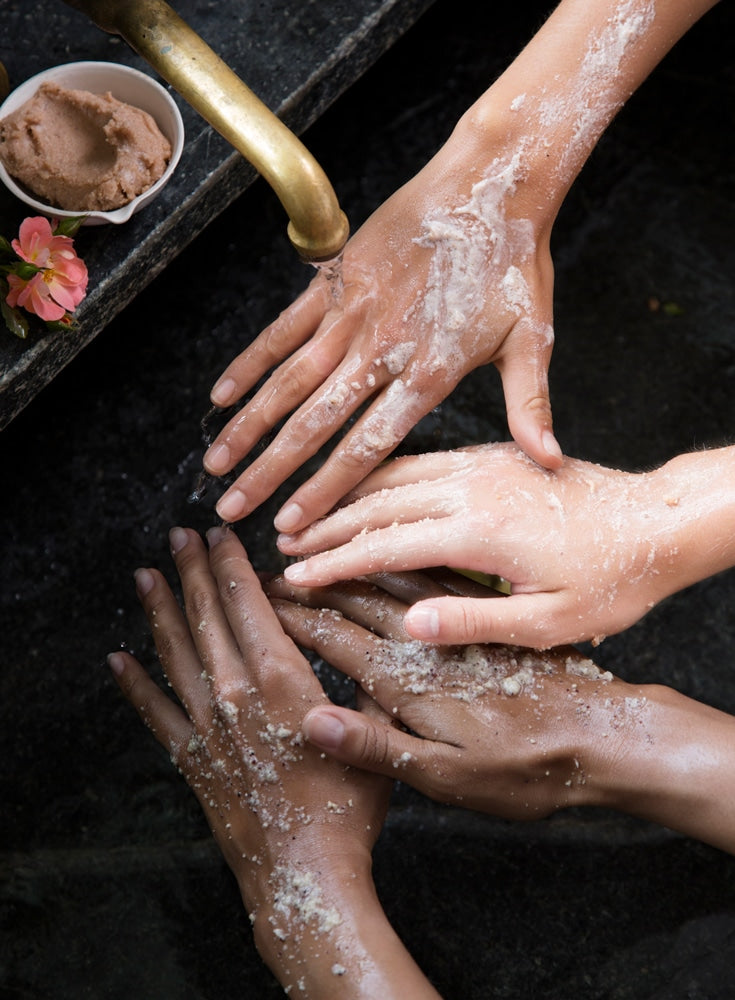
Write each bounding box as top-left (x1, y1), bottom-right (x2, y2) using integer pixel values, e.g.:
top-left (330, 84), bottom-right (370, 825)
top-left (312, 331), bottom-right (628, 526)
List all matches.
top-left (6, 216), bottom-right (88, 322)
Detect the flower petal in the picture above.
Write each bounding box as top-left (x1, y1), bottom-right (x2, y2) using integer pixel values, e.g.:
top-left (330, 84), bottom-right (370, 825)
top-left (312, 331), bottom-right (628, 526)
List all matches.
top-left (12, 216), bottom-right (55, 266)
top-left (10, 272), bottom-right (66, 321)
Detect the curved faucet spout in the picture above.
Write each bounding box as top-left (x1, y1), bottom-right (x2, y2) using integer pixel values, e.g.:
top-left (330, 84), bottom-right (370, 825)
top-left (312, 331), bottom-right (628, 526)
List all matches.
top-left (62, 0), bottom-right (349, 261)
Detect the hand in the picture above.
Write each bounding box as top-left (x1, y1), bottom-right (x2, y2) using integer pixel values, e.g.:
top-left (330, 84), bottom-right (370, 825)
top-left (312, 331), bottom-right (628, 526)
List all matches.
top-left (266, 571), bottom-right (735, 854)
top-left (266, 570), bottom-right (625, 820)
top-left (201, 0), bottom-right (721, 536)
top-left (204, 111), bottom-right (562, 532)
top-left (279, 443), bottom-right (735, 648)
top-left (108, 527), bottom-right (439, 999)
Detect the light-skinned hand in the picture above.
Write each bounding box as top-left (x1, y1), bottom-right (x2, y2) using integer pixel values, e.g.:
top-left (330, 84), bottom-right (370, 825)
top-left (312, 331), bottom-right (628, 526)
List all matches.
top-left (201, 0), bottom-right (719, 534)
top-left (278, 443), bottom-right (735, 649)
top-left (204, 104), bottom-right (562, 532)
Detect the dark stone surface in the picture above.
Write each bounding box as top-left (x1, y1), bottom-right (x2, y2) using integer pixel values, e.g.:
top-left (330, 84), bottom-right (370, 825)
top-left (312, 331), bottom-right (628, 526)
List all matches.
top-left (0, 0), bottom-right (435, 430)
top-left (1, 0), bottom-right (735, 997)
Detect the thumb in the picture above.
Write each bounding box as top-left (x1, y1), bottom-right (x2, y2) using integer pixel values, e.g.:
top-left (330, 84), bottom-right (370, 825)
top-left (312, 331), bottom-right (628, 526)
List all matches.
top-left (498, 320), bottom-right (562, 470)
top-left (403, 592), bottom-right (572, 648)
top-left (303, 705), bottom-right (427, 780)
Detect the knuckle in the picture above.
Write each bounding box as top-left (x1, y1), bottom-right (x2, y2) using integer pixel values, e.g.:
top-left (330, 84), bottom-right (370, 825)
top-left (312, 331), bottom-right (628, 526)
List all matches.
top-left (143, 589), bottom-right (169, 623)
top-left (273, 419), bottom-right (322, 458)
top-left (186, 587), bottom-right (216, 627)
top-left (343, 411), bottom-right (406, 468)
top-left (270, 362), bottom-right (314, 409)
top-left (310, 338), bottom-right (346, 381)
top-left (452, 601), bottom-right (487, 644)
top-left (120, 670), bottom-right (146, 708)
top-left (333, 444), bottom-right (375, 476)
top-left (355, 720), bottom-right (393, 769)
top-left (420, 746), bottom-right (457, 803)
top-left (525, 617), bottom-right (562, 650)
top-left (210, 682), bottom-right (245, 719)
top-left (154, 626), bottom-right (189, 669)
top-left (123, 675), bottom-right (160, 736)
top-left (263, 310), bottom-right (300, 358)
top-left (524, 393), bottom-right (553, 419)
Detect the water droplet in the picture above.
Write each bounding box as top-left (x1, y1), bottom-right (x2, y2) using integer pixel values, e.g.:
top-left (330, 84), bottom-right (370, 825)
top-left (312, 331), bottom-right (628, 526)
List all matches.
top-left (313, 252), bottom-right (344, 303)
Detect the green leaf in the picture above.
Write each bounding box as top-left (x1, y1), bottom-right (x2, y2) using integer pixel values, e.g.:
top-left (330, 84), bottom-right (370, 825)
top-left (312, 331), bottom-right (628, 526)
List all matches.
top-left (450, 567), bottom-right (512, 595)
top-left (1, 297), bottom-right (29, 339)
top-left (53, 216), bottom-right (87, 238)
top-left (662, 301), bottom-right (685, 317)
top-left (0, 235), bottom-right (16, 261)
top-left (12, 261), bottom-right (42, 280)
top-left (45, 314), bottom-right (76, 333)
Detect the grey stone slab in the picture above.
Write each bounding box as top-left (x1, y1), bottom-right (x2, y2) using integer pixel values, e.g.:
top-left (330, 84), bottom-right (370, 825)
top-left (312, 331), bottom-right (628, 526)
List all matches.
top-left (0, 0), bottom-right (435, 430)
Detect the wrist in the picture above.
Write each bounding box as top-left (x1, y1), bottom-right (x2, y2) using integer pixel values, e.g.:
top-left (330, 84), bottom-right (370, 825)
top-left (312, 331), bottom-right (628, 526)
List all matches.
top-left (645, 447), bottom-right (735, 597)
top-left (448, 96), bottom-right (559, 239)
top-left (250, 852), bottom-right (371, 979)
top-left (247, 848), bottom-right (439, 998)
top-left (587, 681), bottom-right (735, 854)
top-left (449, 0), bottom-right (722, 232)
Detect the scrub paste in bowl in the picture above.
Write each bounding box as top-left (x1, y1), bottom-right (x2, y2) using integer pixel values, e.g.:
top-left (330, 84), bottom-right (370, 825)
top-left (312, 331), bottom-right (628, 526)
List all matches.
top-left (0, 80), bottom-right (172, 212)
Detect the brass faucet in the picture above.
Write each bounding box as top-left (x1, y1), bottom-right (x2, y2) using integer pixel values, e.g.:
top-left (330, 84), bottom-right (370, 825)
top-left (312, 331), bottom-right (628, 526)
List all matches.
top-left (61, 0), bottom-right (349, 261)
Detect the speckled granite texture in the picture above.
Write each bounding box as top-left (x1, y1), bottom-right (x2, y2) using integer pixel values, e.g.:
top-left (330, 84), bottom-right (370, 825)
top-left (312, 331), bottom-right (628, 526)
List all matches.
top-left (1, 0), bottom-right (734, 997)
top-left (0, 0), bottom-right (434, 429)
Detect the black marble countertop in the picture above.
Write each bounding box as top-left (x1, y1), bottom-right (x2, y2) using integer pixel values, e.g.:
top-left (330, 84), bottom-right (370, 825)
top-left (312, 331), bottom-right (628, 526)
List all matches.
top-left (0, 0), bottom-right (434, 430)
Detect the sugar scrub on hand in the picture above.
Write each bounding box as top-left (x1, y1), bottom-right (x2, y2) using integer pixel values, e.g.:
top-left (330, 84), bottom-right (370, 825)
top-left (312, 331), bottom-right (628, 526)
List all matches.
top-left (0, 80), bottom-right (172, 211)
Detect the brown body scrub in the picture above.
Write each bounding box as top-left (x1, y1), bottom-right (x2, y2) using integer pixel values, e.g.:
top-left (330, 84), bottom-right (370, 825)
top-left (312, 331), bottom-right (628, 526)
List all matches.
top-left (0, 80), bottom-right (172, 211)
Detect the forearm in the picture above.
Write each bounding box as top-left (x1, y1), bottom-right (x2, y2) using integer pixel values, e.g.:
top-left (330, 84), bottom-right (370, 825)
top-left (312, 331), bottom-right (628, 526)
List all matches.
top-left (589, 682), bottom-right (735, 855)
top-left (446, 0), bottom-right (720, 224)
top-left (648, 446), bottom-right (735, 593)
top-left (248, 855), bottom-right (441, 998)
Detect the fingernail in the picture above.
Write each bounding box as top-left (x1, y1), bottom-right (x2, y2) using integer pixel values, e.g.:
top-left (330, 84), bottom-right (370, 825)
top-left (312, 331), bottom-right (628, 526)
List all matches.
top-left (207, 525), bottom-right (230, 548)
top-left (211, 376), bottom-right (237, 406)
top-left (216, 489), bottom-right (247, 522)
top-left (274, 502), bottom-right (303, 533)
top-left (284, 562), bottom-right (308, 583)
top-left (276, 533), bottom-right (297, 553)
top-left (405, 604), bottom-right (440, 639)
top-left (542, 429), bottom-right (562, 461)
top-left (107, 652), bottom-right (125, 677)
top-left (134, 567), bottom-right (155, 596)
top-left (204, 442), bottom-right (230, 473)
top-left (303, 710), bottom-right (344, 749)
top-left (169, 526), bottom-right (189, 554)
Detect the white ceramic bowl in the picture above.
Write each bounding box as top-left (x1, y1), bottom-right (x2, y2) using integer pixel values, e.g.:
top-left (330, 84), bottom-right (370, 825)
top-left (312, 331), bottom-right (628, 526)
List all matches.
top-left (0, 60), bottom-right (185, 225)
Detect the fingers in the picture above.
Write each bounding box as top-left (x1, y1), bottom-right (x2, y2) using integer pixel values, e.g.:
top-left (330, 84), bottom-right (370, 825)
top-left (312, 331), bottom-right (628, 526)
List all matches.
top-left (108, 651), bottom-right (193, 760)
top-left (340, 449), bottom-right (475, 501)
top-left (131, 556), bottom-right (213, 726)
top-left (167, 527), bottom-right (318, 724)
top-left (496, 317), bottom-right (562, 470)
top-left (205, 527), bottom-right (318, 677)
top-left (167, 528), bottom-right (244, 700)
top-left (403, 591), bottom-right (573, 648)
top-left (209, 281), bottom-right (331, 407)
top-left (364, 570), bottom-right (458, 604)
top-left (277, 475), bottom-right (458, 558)
top-left (212, 350), bottom-right (391, 524)
top-left (270, 598), bottom-right (429, 717)
top-left (282, 516), bottom-right (474, 589)
top-left (204, 308), bottom-right (363, 480)
top-left (302, 705), bottom-right (455, 802)
top-left (421, 567), bottom-right (509, 599)
top-left (273, 375), bottom-right (460, 534)
top-left (265, 575), bottom-right (411, 640)
top-left (270, 599), bottom-right (379, 673)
